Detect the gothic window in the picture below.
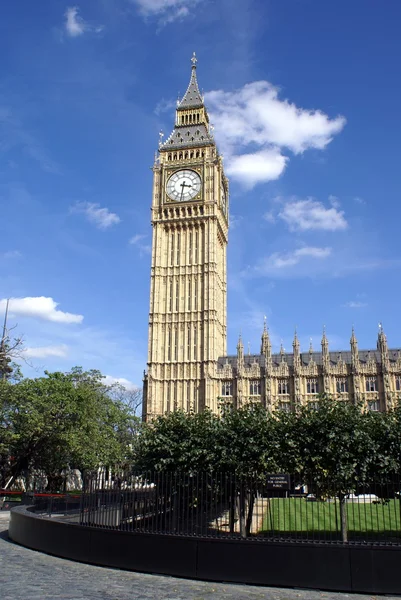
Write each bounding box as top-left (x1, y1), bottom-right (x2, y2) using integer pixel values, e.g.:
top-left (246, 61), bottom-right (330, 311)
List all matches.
top-left (336, 378), bottom-right (348, 393)
top-left (175, 279), bottom-right (179, 311)
top-left (307, 379), bottom-right (319, 394)
top-left (185, 152), bottom-right (188, 159)
top-left (168, 154), bottom-right (171, 161)
top-left (169, 280), bottom-right (173, 312)
top-left (173, 382), bottom-right (177, 410)
top-left (249, 380), bottom-right (261, 395)
top-left (278, 380), bottom-right (288, 394)
top-left (181, 116), bottom-right (184, 124)
top-left (190, 151), bottom-right (194, 158)
top-left (196, 151), bottom-right (200, 158)
top-left (187, 326), bottom-right (191, 360)
top-left (193, 326), bottom-right (197, 361)
top-left (176, 232), bottom-right (180, 265)
top-left (167, 384), bottom-right (171, 412)
top-left (170, 233), bottom-right (174, 266)
top-left (167, 329), bottom-right (171, 361)
top-left (187, 381), bottom-right (190, 406)
top-left (195, 231), bottom-right (199, 263)
top-left (278, 402), bottom-right (291, 413)
top-left (173, 153), bottom-right (177, 160)
top-left (197, 114), bottom-right (200, 122)
top-left (222, 381), bottom-right (233, 396)
top-left (368, 400), bottom-right (379, 412)
top-left (366, 377), bottom-right (377, 392)
top-left (396, 376), bottom-right (401, 391)
top-left (189, 232), bottom-right (193, 264)
top-left (174, 327), bottom-right (178, 361)
top-left (179, 152), bottom-right (183, 159)
top-left (194, 279), bottom-right (198, 310)
top-left (187, 280), bottom-right (191, 310)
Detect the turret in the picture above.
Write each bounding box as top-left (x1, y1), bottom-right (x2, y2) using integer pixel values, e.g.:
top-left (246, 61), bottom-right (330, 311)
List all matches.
top-left (292, 328), bottom-right (301, 371)
top-left (377, 323), bottom-right (389, 369)
top-left (236, 333), bottom-right (244, 372)
top-left (350, 326), bottom-right (359, 372)
top-left (261, 318), bottom-right (272, 369)
top-left (321, 326), bottom-right (330, 371)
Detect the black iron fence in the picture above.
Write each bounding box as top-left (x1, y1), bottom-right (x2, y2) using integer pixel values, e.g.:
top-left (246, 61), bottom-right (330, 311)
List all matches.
top-left (78, 472), bottom-right (401, 545)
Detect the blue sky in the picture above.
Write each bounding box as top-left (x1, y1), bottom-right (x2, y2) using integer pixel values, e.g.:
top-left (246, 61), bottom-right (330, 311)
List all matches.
top-left (1, 0), bottom-right (401, 388)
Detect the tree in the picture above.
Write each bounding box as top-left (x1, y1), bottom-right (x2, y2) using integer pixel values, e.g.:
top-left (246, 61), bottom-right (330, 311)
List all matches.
top-left (0, 367), bottom-right (137, 490)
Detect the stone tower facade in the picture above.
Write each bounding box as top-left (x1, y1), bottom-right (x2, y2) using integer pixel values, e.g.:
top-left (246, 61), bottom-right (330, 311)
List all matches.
top-left (143, 56), bottom-right (401, 420)
top-left (143, 54), bottom-right (229, 420)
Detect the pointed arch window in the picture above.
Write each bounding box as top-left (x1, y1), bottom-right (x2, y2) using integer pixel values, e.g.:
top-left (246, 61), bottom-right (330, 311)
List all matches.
top-left (167, 328), bottom-right (171, 361)
top-left (170, 232), bottom-right (175, 265)
top-left (366, 377), bottom-right (377, 392)
top-left (169, 280), bottom-right (173, 312)
top-left (249, 380), bottom-right (261, 395)
top-left (222, 381), bottom-right (233, 396)
top-left (396, 376), bottom-right (401, 391)
top-left (189, 231), bottom-right (193, 264)
top-left (336, 378), bottom-right (348, 393)
top-left (307, 379), bottom-right (319, 394)
top-left (193, 326), bottom-right (197, 360)
top-left (176, 232), bottom-right (180, 265)
top-left (187, 326), bottom-right (191, 360)
top-left (278, 380), bottom-right (288, 395)
top-left (175, 279), bottom-right (179, 311)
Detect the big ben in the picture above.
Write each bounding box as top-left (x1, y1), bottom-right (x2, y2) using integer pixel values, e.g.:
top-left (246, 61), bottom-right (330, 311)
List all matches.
top-left (142, 53), bottom-right (229, 420)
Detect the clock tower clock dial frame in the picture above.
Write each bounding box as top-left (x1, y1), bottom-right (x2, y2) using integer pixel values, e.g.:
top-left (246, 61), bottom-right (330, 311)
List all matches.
top-left (143, 54), bottom-right (229, 420)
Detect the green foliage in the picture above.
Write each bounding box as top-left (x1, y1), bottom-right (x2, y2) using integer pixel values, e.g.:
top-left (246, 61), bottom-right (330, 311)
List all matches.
top-left (0, 367), bottom-right (137, 490)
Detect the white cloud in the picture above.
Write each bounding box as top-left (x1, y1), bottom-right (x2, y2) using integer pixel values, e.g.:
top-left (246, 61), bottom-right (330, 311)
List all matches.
top-left (229, 214), bottom-right (243, 230)
top-left (71, 202), bottom-right (121, 229)
top-left (132, 0), bottom-right (201, 23)
top-left (343, 301), bottom-right (368, 309)
top-left (23, 344), bottom-right (69, 359)
top-left (277, 197), bottom-right (348, 232)
top-left (1, 250), bottom-right (22, 259)
top-left (129, 234), bottom-right (151, 255)
top-left (64, 6), bottom-right (104, 38)
top-left (354, 196), bottom-right (366, 205)
top-left (65, 7), bottom-right (86, 37)
top-left (226, 149), bottom-right (287, 188)
top-left (0, 297), bottom-right (83, 324)
top-left (206, 81), bottom-right (346, 187)
top-left (249, 246), bottom-right (332, 276)
top-left (102, 374), bottom-right (138, 391)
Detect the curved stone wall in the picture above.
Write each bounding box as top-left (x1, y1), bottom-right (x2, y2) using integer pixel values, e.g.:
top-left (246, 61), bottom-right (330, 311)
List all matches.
top-left (9, 506), bottom-right (401, 595)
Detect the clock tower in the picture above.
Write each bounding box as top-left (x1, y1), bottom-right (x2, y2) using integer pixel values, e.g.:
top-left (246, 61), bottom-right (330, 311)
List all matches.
top-left (143, 54), bottom-right (229, 420)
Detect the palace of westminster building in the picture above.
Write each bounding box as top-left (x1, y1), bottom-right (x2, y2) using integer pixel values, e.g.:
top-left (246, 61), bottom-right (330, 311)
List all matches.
top-left (142, 55), bottom-right (401, 420)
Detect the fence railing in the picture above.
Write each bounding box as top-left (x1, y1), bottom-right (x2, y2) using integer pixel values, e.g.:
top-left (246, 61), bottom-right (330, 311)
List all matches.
top-left (78, 472), bottom-right (401, 545)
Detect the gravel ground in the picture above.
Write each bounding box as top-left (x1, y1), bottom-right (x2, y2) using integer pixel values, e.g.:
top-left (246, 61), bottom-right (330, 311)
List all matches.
top-left (0, 512), bottom-right (395, 600)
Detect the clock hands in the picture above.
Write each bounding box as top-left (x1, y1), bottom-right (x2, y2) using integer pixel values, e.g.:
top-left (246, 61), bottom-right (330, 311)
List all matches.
top-left (179, 180), bottom-right (192, 201)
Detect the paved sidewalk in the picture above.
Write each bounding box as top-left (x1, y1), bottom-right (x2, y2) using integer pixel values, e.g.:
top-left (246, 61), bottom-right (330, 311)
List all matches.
top-left (0, 512), bottom-right (394, 600)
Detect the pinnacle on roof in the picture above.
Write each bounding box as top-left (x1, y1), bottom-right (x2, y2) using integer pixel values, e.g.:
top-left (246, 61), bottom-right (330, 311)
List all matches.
top-left (178, 52), bottom-right (204, 109)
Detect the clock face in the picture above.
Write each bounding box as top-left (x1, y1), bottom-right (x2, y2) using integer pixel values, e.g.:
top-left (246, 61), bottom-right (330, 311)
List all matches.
top-left (166, 170), bottom-right (201, 202)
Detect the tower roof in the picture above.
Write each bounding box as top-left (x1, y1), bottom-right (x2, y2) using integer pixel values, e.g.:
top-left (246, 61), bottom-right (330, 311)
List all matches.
top-left (178, 52), bottom-right (204, 109)
top-left (159, 53), bottom-right (214, 152)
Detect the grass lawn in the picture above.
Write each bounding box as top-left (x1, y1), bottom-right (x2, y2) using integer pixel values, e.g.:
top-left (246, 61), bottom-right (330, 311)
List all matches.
top-left (260, 497), bottom-right (401, 541)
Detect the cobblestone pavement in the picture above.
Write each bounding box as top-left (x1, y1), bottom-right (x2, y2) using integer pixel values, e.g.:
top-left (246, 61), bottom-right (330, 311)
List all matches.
top-left (0, 513), bottom-right (396, 600)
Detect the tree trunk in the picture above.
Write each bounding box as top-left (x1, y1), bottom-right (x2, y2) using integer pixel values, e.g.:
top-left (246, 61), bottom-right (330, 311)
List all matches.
top-left (339, 494), bottom-right (348, 543)
top-left (239, 488), bottom-right (246, 538)
top-left (245, 491), bottom-right (255, 536)
top-left (229, 484), bottom-right (236, 534)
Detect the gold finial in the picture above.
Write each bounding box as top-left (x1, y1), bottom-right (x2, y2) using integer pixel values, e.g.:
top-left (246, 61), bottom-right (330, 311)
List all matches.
top-left (191, 52), bottom-right (197, 68)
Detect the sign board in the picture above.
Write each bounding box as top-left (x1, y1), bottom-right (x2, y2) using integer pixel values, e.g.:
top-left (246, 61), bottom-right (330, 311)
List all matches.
top-left (266, 474), bottom-right (291, 490)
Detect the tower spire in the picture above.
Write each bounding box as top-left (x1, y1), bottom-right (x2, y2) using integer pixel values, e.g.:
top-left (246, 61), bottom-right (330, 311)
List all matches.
top-left (178, 52), bottom-right (203, 109)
